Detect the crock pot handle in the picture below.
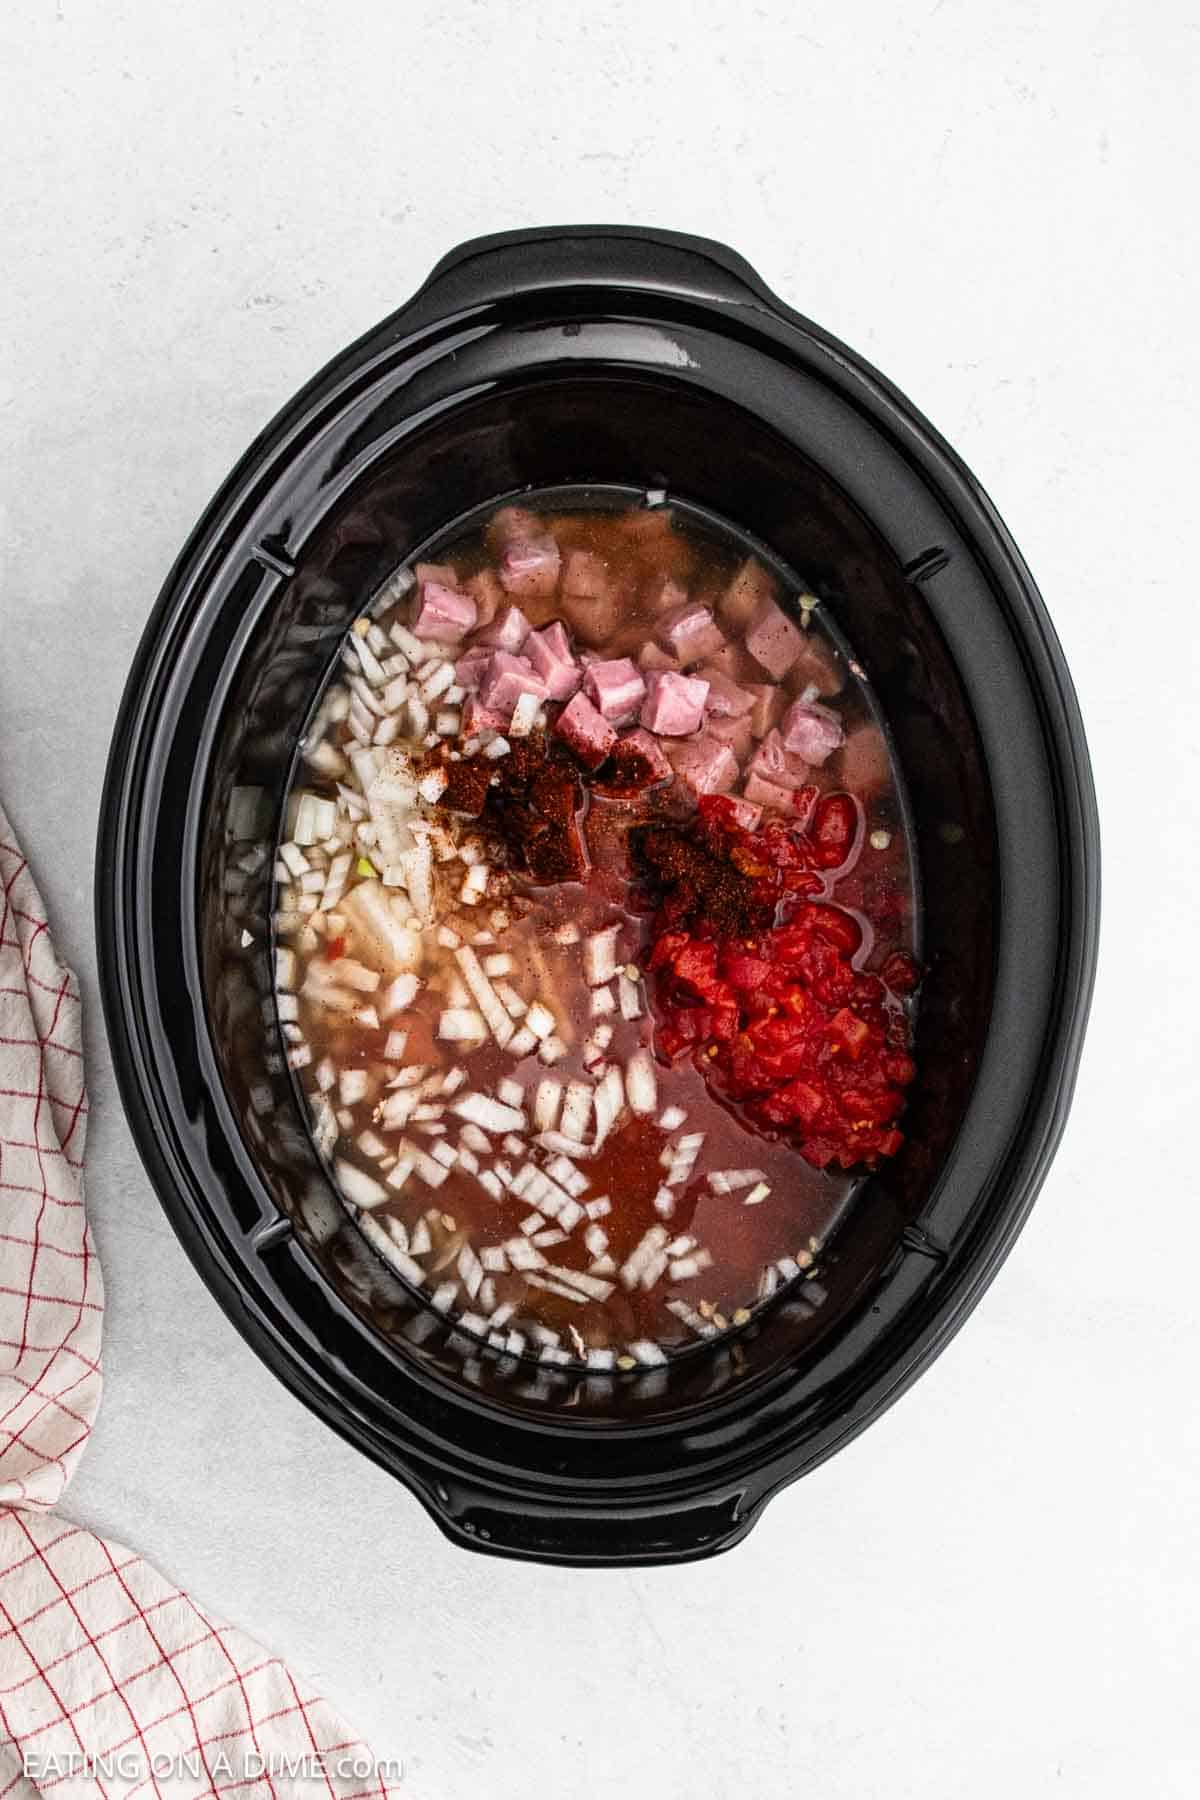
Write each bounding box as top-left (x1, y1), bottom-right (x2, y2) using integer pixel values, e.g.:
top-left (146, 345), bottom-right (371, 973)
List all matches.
top-left (428, 1479), bottom-right (762, 1566)
top-left (415, 224), bottom-right (780, 315)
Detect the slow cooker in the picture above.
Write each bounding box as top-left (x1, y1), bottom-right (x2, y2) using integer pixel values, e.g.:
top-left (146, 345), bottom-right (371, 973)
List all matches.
top-left (96, 227), bottom-right (1099, 1565)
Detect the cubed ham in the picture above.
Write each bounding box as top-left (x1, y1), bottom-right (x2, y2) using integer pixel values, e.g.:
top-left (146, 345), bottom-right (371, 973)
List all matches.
top-left (747, 683), bottom-right (786, 739)
top-left (553, 691), bottom-right (618, 770)
top-left (485, 505), bottom-right (543, 550)
top-left (746, 729), bottom-right (811, 790)
top-left (780, 699), bottom-right (845, 766)
top-left (835, 724), bottom-right (892, 793)
top-left (619, 727), bottom-right (673, 785)
top-left (640, 670), bottom-right (709, 737)
top-left (644, 574), bottom-right (689, 616)
top-left (638, 641), bottom-right (683, 673)
top-left (743, 771), bottom-right (804, 815)
top-left (656, 601), bottom-right (726, 666)
top-left (705, 713), bottom-right (754, 761)
top-left (782, 633), bottom-right (843, 698)
top-left (412, 579), bottom-right (478, 642)
top-left (479, 652), bottom-right (548, 718)
top-left (700, 669), bottom-right (755, 718)
top-left (523, 621), bottom-right (581, 700)
top-left (561, 551), bottom-right (622, 648)
top-left (498, 533), bottom-right (561, 600)
top-left (668, 735), bottom-right (738, 799)
top-left (463, 567), bottom-right (504, 630)
top-left (584, 657), bottom-right (646, 725)
top-left (475, 604), bottom-right (531, 654)
top-left (718, 558), bottom-right (777, 631)
top-left (702, 639), bottom-right (751, 679)
top-left (462, 692), bottom-right (511, 737)
top-left (414, 560), bottom-right (459, 588)
top-left (454, 647), bottom-right (494, 690)
top-left (744, 596), bottom-right (806, 678)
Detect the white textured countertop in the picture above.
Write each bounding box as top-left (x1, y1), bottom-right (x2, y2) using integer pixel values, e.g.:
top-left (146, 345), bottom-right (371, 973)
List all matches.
top-left (2, 2), bottom-right (1197, 1794)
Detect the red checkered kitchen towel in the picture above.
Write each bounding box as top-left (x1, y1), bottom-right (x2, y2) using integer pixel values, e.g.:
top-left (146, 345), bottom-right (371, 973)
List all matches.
top-left (0, 809), bottom-right (400, 1798)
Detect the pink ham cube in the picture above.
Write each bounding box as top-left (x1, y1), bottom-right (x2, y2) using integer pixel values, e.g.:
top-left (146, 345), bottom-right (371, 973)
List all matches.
top-left (718, 558), bottom-right (777, 631)
top-left (462, 692), bottom-right (511, 737)
top-left (744, 597), bottom-right (806, 679)
top-left (783, 633), bottom-right (843, 698)
top-left (475, 604), bottom-right (531, 654)
top-left (837, 725), bottom-right (891, 794)
top-left (656, 601), bottom-right (726, 667)
top-left (485, 505), bottom-right (544, 552)
top-left (645, 574), bottom-right (689, 616)
top-left (479, 652), bottom-right (548, 719)
top-left (668, 735), bottom-right (738, 800)
top-left (414, 560), bottom-right (459, 588)
top-left (780, 699), bottom-right (845, 766)
top-left (412, 579), bottom-right (478, 642)
top-left (560, 551), bottom-right (622, 648)
top-left (746, 729), bottom-right (811, 790)
top-left (463, 566), bottom-right (505, 629)
top-left (619, 728), bottom-right (673, 785)
top-left (700, 669), bottom-right (755, 718)
top-left (554, 691), bottom-right (617, 770)
top-left (640, 670), bottom-right (709, 737)
top-left (584, 657), bottom-right (646, 725)
top-left (743, 771), bottom-right (806, 816)
top-left (526, 621), bottom-right (583, 700)
top-left (454, 647), bottom-right (494, 690)
top-left (638, 641), bottom-right (683, 674)
top-left (746, 683), bottom-right (785, 739)
top-left (498, 533), bottom-right (561, 600)
top-left (705, 712), bottom-right (754, 761)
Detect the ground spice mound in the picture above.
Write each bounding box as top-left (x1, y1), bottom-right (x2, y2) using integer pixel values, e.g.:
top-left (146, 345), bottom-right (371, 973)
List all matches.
top-left (634, 824), bottom-right (770, 936)
top-left (426, 733), bottom-right (589, 883)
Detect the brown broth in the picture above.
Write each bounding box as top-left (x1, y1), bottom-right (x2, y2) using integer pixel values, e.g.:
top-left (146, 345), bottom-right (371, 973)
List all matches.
top-left (273, 500), bottom-right (917, 1365)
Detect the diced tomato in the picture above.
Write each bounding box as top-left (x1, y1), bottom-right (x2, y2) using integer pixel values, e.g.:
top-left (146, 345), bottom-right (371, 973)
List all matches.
top-left (812, 793), bottom-right (859, 868)
top-left (829, 1008), bottom-right (872, 1059)
top-left (720, 949), bottom-right (773, 990)
top-left (644, 786), bottom-right (918, 1171)
top-left (881, 950), bottom-right (921, 996)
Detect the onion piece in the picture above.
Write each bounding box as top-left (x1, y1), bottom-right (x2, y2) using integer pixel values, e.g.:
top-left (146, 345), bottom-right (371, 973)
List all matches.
top-left (451, 1092), bottom-right (526, 1134)
top-left (533, 1078), bottom-right (562, 1132)
top-left (543, 1265), bottom-right (613, 1302)
top-left (335, 1159), bottom-right (388, 1210)
top-left (524, 1001), bottom-right (556, 1040)
top-left (460, 863), bottom-right (489, 905)
top-left (507, 1025), bottom-right (538, 1057)
top-left (536, 1130), bottom-right (595, 1160)
top-left (559, 1081), bottom-right (592, 1143)
top-left (455, 947), bottom-right (515, 1047)
top-left (438, 1007), bottom-right (487, 1042)
top-left (618, 971), bottom-right (643, 1020)
top-left (338, 1069), bottom-right (368, 1106)
top-left (625, 1049), bottom-right (658, 1116)
top-left (546, 1155), bottom-right (588, 1198)
top-left (584, 925), bottom-right (620, 987)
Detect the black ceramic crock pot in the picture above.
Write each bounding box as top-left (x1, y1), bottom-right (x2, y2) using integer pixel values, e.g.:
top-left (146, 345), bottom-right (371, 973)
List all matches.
top-left (96, 227), bottom-right (1099, 1565)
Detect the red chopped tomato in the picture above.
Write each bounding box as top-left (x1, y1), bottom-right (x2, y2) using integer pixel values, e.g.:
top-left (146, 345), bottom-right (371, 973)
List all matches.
top-left (644, 796), bottom-right (920, 1171)
top-left (811, 794), bottom-right (859, 869)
